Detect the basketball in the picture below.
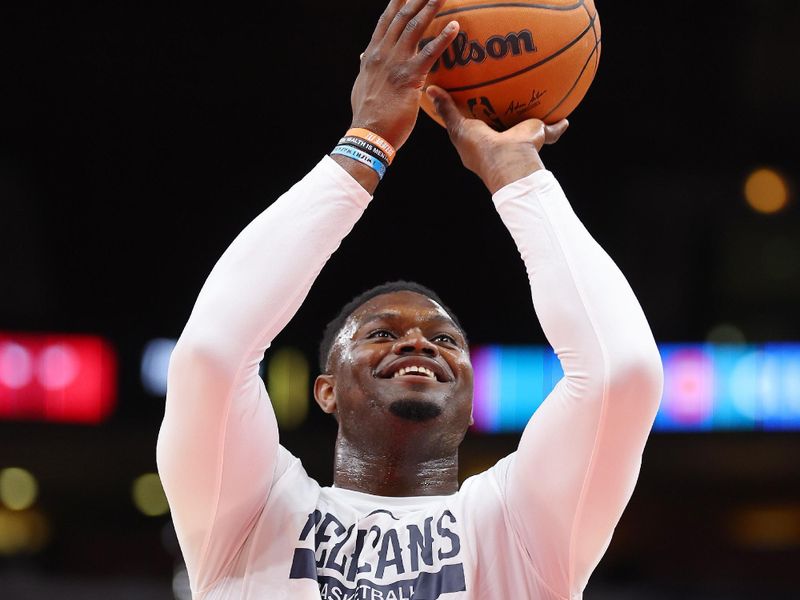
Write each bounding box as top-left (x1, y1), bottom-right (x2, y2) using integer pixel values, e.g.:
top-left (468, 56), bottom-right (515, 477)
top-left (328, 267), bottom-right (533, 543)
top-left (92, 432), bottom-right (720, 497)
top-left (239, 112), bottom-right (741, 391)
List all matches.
top-left (419, 0), bottom-right (601, 130)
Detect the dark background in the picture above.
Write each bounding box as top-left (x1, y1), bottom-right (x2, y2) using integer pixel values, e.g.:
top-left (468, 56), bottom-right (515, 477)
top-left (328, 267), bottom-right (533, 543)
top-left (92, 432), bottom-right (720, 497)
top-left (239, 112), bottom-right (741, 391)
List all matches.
top-left (2, 1), bottom-right (799, 598)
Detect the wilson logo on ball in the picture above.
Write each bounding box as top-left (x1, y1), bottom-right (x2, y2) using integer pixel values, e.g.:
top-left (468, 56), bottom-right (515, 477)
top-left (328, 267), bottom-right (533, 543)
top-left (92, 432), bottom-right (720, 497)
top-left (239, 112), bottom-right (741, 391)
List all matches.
top-left (421, 30), bottom-right (537, 73)
top-left (419, 0), bottom-right (601, 129)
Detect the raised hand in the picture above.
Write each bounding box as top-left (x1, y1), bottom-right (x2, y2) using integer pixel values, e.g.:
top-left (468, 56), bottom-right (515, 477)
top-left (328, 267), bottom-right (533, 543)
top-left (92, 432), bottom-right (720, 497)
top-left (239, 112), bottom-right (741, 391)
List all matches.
top-left (350, 0), bottom-right (460, 151)
top-left (426, 85), bottom-right (569, 194)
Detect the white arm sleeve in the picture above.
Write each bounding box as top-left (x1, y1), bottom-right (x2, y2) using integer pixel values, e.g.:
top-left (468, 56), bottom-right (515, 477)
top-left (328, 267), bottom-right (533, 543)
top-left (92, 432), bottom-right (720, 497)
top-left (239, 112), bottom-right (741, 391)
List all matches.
top-left (156, 156), bottom-right (371, 592)
top-left (493, 170), bottom-right (663, 598)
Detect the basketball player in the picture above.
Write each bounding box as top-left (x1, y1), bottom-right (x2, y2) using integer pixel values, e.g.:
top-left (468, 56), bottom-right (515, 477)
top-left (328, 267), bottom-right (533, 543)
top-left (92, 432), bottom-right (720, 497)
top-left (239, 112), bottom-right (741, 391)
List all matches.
top-left (157, 0), bottom-right (663, 598)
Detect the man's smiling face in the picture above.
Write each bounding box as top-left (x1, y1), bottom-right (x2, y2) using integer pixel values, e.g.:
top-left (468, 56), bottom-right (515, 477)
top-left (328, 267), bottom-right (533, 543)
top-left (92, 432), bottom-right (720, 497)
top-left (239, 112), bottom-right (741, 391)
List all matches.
top-left (314, 291), bottom-right (474, 442)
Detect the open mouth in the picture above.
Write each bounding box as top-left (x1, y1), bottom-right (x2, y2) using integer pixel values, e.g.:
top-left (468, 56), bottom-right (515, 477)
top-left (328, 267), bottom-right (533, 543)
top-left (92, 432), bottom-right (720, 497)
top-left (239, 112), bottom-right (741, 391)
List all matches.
top-left (377, 359), bottom-right (451, 383)
top-left (392, 365), bottom-right (437, 380)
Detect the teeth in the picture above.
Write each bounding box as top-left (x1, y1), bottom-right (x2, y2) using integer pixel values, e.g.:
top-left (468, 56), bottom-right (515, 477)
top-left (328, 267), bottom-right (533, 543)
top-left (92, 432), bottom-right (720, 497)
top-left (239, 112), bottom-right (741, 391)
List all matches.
top-left (392, 366), bottom-right (436, 379)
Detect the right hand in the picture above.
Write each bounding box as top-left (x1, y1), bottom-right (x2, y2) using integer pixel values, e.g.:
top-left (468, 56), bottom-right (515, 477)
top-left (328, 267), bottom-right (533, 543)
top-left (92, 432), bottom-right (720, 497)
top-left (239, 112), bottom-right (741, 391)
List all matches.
top-left (349, 0), bottom-right (460, 151)
top-left (426, 85), bottom-right (570, 194)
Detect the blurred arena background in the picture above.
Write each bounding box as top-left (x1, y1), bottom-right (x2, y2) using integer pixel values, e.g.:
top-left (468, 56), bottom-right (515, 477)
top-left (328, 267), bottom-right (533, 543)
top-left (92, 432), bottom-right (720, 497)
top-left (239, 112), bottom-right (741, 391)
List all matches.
top-left (1, 1), bottom-right (799, 598)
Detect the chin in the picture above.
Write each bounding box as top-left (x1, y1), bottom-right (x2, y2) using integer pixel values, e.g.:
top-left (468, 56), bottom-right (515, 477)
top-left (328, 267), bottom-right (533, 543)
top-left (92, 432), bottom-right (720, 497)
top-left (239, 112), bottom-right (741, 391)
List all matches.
top-left (388, 399), bottom-right (443, 422)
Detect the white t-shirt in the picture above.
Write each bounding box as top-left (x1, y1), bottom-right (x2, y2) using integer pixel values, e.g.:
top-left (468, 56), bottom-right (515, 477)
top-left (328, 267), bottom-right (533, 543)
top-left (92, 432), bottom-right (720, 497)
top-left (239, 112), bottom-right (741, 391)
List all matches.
top-left (232, 448), bottom-right (557, 600)
top-left (157, 157), bottom-right (663, 600)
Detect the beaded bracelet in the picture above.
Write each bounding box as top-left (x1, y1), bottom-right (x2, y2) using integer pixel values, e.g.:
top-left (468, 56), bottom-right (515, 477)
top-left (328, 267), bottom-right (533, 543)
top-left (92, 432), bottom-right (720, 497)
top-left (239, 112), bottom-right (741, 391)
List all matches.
top-left (345, 128), bottom-right (396, 164)
top-left (331, 144), bottom-right (387, 180)
top-left (338, 135), bottom-right (391, 166)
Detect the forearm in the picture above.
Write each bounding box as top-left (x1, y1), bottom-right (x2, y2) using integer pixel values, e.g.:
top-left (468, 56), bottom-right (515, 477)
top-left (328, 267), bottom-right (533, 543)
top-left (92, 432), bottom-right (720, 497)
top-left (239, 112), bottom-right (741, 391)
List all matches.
top-left (495, 170), bottom-right (662, 385)
top-left (494, 170), bottom-right (662, 594)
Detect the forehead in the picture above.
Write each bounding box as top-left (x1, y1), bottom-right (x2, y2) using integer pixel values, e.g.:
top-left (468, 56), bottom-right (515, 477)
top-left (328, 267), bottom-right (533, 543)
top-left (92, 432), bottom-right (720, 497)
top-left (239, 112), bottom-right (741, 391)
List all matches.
top-left (349, 291), bottom-right (456, 329)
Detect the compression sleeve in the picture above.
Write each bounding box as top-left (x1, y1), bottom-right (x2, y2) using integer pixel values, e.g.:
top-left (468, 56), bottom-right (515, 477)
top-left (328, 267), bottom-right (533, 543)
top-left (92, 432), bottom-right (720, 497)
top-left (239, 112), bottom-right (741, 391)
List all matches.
top-left (156, 156), bottom-right (371, 592)
top-left (492, 170), bottom-right (663, 598)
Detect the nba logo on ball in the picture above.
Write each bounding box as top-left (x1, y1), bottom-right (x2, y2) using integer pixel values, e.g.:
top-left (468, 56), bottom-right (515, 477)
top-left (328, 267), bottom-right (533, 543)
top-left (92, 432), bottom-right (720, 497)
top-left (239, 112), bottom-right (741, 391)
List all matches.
top-left (419, 0), bottom-right (601, 130)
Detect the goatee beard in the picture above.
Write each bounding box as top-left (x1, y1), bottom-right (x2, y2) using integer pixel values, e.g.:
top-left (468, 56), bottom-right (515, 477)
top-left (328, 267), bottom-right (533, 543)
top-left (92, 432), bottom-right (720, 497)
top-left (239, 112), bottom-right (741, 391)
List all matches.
top-left (389, 399), bottom-right (442, 422)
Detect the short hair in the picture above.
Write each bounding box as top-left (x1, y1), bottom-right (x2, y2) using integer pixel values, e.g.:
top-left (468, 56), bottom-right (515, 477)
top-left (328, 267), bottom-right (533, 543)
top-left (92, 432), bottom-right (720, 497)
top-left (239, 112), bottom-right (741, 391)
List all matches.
top-left (318, 280), bottom-right (465, 373)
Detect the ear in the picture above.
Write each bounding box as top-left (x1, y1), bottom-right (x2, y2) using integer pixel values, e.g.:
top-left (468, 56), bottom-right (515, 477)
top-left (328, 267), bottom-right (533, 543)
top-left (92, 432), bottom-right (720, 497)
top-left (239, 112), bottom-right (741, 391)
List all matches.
top-left (314, 374), bottom-right (337, 415)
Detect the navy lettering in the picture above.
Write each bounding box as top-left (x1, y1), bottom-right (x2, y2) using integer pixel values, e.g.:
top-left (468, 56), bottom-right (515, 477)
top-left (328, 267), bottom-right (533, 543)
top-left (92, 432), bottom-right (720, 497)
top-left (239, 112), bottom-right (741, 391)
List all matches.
top-left (317, 513), bottom-right (347, 567)
top-left (375, 528), bottom-right (405, 578)
top-left (406, 517), bottom-right (434, 571)
top-left (346, 528), bottom-right (372, 580)
top-left (299, 510), bottom-right (322, 541)
top-left (301, 509), bottom-right (466, 598)
top-left (317, 565), bottom-right (464, 599)
top-left (326, 523), bottom-right (356, 574)
top-left (436, 511), bottom-right (460, 560)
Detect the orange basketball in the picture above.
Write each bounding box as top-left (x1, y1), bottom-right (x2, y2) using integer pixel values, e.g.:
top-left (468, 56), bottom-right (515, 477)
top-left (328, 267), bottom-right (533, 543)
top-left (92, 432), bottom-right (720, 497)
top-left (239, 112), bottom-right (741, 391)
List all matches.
top-left (419, 0), bottom-right (601, 130)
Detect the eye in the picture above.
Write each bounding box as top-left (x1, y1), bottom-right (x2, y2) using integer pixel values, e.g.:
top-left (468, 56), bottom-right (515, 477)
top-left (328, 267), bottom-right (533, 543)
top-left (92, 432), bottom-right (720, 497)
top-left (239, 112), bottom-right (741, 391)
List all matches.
top-left (366, 329), bottom-right (395, 340)
top-left (432, 333), bottom-right (458, 345)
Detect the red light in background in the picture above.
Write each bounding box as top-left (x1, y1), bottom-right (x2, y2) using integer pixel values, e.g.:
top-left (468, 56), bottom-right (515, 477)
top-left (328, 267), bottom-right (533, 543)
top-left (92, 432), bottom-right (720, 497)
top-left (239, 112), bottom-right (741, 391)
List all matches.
top-left (0, 334), bottom-right (117, 424)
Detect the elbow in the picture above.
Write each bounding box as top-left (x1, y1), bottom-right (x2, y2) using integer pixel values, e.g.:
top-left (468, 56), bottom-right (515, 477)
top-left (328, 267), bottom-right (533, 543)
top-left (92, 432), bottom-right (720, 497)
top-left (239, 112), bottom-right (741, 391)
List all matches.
top-left (565, 337), bottom-right (664, 412)
top-left (608, 343), bottom-right (664, 416)
top-left (167, 339), bottom-right (207, 385)
top-left (166, 338), bottom-right (238, 400)
top-left (628, 351), bottom-right (663, 404)
top-left (170, 332), bottom-right (231, 375)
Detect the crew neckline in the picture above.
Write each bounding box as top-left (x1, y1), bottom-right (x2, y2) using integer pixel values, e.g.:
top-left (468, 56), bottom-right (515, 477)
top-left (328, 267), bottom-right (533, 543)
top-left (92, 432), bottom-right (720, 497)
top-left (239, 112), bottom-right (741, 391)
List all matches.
top-left (324, 485), bottom-right (456, 507)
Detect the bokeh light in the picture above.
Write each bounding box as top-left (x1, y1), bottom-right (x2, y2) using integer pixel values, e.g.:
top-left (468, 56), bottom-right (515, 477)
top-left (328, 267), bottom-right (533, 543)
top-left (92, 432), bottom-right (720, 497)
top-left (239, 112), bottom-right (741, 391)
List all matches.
top-left (172, 564), bottom-right (192, 600)
top-left (141, 338), bottom-right (177, 396)
top-left (266, 347), bottom-right (310, 430)
top-left (730, 505), bottom-right (800, 550)
top-left (473, 343), bottom-right (800, 433)
top-left (0, 333), bottom-right (117, 424)
top-left (0, 342), bottom-right (34, 389)
top-left (0, 468), bottom-right (39, 511)
top-left (707, 324), bottom-right (746, 344)
top-left (0, 508), bottom-right (50, 555)
top-left (37, 343), bottom-right (80, 390)
top-left (132, 473), bottom-right (170, 517)
top-left (745, 168), bottom-right (790, 214)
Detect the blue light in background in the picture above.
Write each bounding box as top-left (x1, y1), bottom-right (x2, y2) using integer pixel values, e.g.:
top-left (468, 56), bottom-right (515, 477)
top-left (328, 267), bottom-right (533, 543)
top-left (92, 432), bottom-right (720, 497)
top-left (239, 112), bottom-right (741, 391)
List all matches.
top-left (471, 343), bottom-right (800, 433)
top-left (140, 338), bottom-right (800, 433)
top-left (141, 338), bottom-right (177, 396)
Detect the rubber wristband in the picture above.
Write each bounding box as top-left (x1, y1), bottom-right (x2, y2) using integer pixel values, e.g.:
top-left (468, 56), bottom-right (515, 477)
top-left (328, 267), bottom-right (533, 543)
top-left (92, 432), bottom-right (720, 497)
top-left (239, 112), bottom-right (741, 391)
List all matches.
top-left (331, 144), bottom-right (387, 180)
top-left (338, 135), bottom-right (390, 166)
top-left (345, 128), bottom-right (396, 164)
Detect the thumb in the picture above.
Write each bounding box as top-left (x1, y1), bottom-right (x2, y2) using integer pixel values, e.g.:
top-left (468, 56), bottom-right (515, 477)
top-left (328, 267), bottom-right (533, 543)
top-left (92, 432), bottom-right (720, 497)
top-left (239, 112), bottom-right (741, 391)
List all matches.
top-left (544, 119), bottom-right (570, 145)
top-left (426, 85), bottom-right (465, 133)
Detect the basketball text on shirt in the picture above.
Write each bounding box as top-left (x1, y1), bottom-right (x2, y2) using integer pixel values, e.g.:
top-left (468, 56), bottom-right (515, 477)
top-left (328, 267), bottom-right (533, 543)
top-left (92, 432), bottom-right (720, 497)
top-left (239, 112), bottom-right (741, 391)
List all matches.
top-left (290, 507), bottom-right (467, 600)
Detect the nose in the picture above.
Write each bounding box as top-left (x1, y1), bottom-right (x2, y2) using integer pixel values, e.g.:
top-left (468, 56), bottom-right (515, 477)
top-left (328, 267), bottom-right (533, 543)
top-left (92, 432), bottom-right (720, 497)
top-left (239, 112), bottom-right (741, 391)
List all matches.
top-left (392, 329), bottom-right (438, 357)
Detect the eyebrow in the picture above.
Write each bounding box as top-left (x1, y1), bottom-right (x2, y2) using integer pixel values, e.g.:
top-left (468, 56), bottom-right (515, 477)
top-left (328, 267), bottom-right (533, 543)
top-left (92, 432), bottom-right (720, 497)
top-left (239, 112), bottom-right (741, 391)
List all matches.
top-left (358, 311), bottom-right (458, 329)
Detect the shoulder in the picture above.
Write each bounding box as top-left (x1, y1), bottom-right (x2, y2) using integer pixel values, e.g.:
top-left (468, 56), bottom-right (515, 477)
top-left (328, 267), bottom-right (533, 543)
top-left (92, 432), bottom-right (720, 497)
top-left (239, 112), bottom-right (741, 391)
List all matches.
top-left (268, 446), bottom-right (321, 502)
top-left (459, 453), bottom-right (516, 496)
top-left (454, 453), bottom-right (517, 521)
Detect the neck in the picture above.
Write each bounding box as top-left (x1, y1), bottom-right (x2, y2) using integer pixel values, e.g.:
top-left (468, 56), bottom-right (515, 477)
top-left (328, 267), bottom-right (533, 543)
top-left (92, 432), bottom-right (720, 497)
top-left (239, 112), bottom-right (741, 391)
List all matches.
top-left (332, 432), bottom-right (460, 497)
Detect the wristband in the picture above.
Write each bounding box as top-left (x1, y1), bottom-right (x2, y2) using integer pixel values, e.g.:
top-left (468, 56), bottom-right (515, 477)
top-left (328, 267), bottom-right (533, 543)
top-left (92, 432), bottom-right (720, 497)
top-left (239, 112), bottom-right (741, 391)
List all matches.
top-left (346, 128), bottom-right (396, 164)
top-left (331, 144), bottom-right (387, 180)
top-left (338, 135), bottom-right (390, 166)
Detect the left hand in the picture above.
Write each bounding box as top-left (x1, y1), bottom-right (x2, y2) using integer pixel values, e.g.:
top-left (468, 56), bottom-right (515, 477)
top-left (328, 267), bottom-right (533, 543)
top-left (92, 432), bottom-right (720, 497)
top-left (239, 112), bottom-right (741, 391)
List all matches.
top-left (426, 86), bottom-right (569, 194)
